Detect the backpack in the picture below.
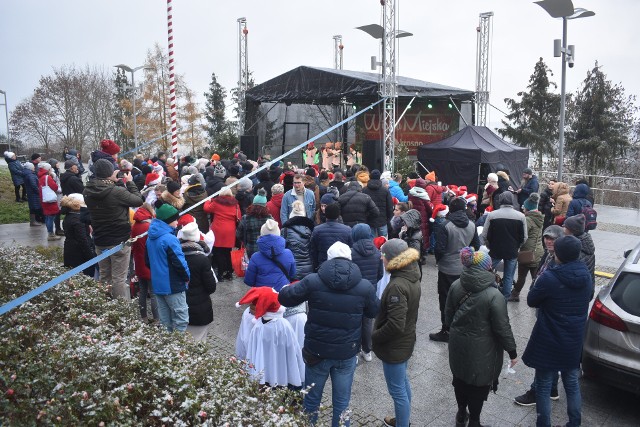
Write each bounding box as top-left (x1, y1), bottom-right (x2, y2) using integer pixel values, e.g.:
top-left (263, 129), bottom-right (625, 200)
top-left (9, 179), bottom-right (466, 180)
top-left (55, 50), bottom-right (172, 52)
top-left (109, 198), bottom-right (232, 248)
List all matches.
top-left (582, 205), bottom-right (598, 230)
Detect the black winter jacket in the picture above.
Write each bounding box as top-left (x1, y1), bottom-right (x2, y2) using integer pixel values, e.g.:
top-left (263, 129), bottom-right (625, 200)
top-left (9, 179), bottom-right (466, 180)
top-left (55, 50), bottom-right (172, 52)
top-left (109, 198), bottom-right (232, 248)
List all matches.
top-left (338, 186), bottom-right (380, 227)
top-left (182, 184), bottom-right (210, 233)
top-left (62, 210), bottom-right (96, 277)
top-left (351, 239), bottom-right (384, 288)
top-left (60, 170), bottom-right (85, 196)
top-left (83, 179), bottom-right (144, 246)
top-left (282, 216), bottom-right (315, 280)
top-left (205, 175), bottom-right (226, 196)
top-left (181, 240), bottom-right (216, 326)
top-left (310, 220), bottom-right (353, 270)
top-left (235, 189), bottom-right (253, 216)
top-left (363, 179), bottom-right (393, 228)
top-left (279, 257), bottom-right (380, 360)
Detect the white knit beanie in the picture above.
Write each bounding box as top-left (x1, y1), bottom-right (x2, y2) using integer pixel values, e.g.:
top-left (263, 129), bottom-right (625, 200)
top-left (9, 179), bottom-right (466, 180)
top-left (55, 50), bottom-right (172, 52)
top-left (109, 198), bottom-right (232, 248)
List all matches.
top-left (327, 241), bottom-right (352, 260)
top-left (260, 218), bottom-right (280, 236)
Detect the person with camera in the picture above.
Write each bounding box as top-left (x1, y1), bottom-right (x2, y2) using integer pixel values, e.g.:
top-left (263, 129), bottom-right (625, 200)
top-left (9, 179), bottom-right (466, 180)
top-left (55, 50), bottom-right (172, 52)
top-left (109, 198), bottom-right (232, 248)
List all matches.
top-left (84, 158), bottom-right (144, 300)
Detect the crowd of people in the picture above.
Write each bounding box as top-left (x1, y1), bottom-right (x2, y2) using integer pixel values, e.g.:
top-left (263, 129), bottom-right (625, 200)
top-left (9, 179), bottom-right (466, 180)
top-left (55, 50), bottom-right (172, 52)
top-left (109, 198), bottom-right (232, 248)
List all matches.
top-left (3, 141), bottom-right (598, 427)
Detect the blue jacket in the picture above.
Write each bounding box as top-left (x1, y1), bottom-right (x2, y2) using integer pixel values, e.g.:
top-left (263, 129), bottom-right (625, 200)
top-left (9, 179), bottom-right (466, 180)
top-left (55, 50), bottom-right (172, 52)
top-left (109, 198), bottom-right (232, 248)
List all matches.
top-left (280, 188), bottom-right (316, 224)
top-left (566, 183), bottom-right (592, 218)
top-left (310, 220), bottom-right (353, 270)
top-left (388, 180), bottom-right (408, 202)
top-left (351, 239), bottom-right (383, 288)
top-left (5, 156), bottom-right (24, 186)
top-left (145, 219), bottom-right (190, 295)
top-left (278, 257), bottom-right (380, 360)
top-left (244, 233), bottom-right (296, 291)
top-left (22, 169), bottom-right (41, 211)
top-left (522, 260), bottom-right (591, 371)
top-left (517, 175), bottom-right (539, 206)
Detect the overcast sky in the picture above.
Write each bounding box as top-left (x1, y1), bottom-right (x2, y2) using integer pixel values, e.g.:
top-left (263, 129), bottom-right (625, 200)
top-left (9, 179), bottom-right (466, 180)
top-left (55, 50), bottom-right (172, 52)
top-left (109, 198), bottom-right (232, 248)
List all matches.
top-left (1, 0), bottom-right (638, 139)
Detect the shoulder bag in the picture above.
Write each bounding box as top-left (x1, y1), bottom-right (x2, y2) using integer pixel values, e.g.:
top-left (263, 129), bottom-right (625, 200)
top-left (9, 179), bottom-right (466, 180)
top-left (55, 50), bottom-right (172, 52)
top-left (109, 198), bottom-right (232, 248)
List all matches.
top-left (42, 175), bottom-right (58, 203)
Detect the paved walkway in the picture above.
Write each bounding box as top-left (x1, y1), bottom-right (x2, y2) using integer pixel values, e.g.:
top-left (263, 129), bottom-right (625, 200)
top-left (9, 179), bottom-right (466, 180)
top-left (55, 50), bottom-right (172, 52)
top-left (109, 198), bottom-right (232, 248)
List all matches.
top-left (1, 204), bottom-right (639, 426)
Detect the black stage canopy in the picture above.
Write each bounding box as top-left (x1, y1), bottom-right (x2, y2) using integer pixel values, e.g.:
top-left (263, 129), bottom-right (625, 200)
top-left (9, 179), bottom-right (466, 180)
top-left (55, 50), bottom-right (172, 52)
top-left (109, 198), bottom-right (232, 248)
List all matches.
top-left (246, 65), bottom-right (475, 105)
top-left (417, 125), bottom-right (529, 193)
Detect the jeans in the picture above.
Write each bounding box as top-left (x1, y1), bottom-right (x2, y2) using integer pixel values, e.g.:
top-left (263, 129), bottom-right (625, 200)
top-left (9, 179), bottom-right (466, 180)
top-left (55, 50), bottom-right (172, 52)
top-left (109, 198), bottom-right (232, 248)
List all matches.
top-left (535, 368), bottom-right (581, 427)
top-left (383, 360), bottom-right (412, 427)
top-left (361, 317), bottom-right (373, 353)
top-left (304, 356), bottom-right (357, 427)
top-left (44, 215), bottom-right (55, 233)
top-left (530, 371), bottom-right (559, 393)
top-left (96, 244), bottom-right (132, 301)
top-left (370, 224), bottom-right (388, 238)
top-left (138, 278), bottom-right (159, 320)
top-left (492, 257), bottom-right (517, 297)
top-left (156, 292), bottom-right (189, 333)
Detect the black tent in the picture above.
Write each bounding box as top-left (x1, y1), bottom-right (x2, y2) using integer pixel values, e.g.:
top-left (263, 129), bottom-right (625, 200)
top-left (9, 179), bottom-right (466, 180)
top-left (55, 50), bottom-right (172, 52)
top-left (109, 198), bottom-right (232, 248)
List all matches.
top-left (246, 65), bottom-right (474, 104)
top-left (416, 125), bottom-right (529, 193)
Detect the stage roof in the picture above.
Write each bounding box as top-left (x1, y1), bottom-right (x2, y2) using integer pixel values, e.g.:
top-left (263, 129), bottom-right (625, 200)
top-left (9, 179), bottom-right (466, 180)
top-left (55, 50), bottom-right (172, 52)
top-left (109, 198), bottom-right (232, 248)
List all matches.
top-left (246, 65), bottom-right (475, 105)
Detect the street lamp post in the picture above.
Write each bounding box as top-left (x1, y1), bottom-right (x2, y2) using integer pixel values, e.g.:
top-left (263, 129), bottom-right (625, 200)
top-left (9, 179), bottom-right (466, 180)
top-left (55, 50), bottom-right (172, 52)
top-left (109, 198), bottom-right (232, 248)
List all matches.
top-left (114, 64), bottom-right (153, 150)
top-left (0, 90), bottom-right (9, 151)
top-left (535, 0), bottom-right (595, 181)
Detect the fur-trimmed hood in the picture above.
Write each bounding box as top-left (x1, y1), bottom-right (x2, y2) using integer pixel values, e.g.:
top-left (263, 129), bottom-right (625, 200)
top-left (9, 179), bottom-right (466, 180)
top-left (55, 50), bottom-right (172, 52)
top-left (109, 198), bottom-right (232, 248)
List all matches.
top-left (385, 247), bottom-right (420, 272)
top-left (161, 190), bottom-right (185, 210)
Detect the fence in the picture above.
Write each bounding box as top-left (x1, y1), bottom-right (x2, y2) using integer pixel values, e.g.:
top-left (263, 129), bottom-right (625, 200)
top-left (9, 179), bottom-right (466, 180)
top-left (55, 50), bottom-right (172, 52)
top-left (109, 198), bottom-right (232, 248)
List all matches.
top-left (538, 171), bottom-right (640, 211)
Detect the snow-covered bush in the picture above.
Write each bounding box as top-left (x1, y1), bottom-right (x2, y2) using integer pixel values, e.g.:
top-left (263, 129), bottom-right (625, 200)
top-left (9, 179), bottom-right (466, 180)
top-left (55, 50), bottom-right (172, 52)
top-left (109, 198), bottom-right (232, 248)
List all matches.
top-left (0, 247), bottom-right (308, 425)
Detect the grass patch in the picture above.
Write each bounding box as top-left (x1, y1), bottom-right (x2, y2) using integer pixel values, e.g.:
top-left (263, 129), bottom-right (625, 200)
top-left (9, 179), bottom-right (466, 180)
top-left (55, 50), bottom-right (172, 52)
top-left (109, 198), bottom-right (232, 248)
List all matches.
top-left (0, 167), bottom-right (30, 224)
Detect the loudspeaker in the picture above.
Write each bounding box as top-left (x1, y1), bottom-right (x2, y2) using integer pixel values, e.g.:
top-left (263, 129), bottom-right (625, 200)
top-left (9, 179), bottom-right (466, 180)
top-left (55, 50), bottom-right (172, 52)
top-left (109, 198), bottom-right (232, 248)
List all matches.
top-left (240, 135), bottom-right (259, 161)
top-left (361, 140), bottom-right (383, 171)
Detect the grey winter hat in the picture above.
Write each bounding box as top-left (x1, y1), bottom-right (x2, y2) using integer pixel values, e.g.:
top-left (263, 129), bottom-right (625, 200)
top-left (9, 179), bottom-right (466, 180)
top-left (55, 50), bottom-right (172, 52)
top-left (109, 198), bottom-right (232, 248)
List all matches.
top-left (542, 225), bottom-right (563, 240)
top-left (381, 238), bottom-right (409, 262)
top-left (564, 214), bottom-right (586, 236)
top-left (213, 164), bottom-right (227, 178)
top-left (238, 177), bottom-right (253, 191)
top-left (523, 167), bottom-right (533, 175)
top-left (498, 191), bottom-right (516, 206)
top-left (94, 159), bottom-right (114, 179)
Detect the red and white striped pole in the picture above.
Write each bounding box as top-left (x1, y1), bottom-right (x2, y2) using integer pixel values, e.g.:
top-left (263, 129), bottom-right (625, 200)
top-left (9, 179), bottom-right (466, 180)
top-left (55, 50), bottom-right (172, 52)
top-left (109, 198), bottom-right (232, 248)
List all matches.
top-left (167, 0), bottom-right (178, 161)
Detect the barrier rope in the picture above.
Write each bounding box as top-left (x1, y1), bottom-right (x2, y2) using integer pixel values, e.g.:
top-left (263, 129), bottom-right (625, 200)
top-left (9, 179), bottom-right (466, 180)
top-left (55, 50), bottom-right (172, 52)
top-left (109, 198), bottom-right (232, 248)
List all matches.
top-left (0, 97), bottom-right (386, 316)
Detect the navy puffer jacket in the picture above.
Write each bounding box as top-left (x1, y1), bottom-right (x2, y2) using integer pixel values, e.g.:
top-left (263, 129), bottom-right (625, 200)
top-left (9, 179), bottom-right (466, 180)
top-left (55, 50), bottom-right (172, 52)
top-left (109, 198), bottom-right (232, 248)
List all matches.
top-left (566, 183), bottom-right (592, 218)
top-left (6, 156), bottom-right (24, 186)
top-left (522, 260), bottom-right (592, 371)
top-left (350, 224), bottom-right (383, 287)
top-left (281, 216), bottom-right (315, 280)
top-left (23, 169), bottom-right (41, 211)
top-left (310, 220), bottom-right (353, 270)
top-left (278, 257), bottom-right (380, 360)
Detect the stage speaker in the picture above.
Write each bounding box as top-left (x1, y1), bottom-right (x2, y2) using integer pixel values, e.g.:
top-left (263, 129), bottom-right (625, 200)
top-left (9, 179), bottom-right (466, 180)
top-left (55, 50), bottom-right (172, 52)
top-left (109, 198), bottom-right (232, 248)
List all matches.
top-left (240, 135), bottom-right (259, 161)
top-left (361, 140), bottom-right (383, 171)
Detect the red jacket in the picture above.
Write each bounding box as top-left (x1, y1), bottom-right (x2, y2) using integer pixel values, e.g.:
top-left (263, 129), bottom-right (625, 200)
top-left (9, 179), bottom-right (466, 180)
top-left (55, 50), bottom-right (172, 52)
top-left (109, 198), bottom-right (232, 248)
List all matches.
top-left (38, 169), bottom-right (60, 216)
top-left (266, 193), bottom-right (284, 228)
top-left (131, 207), bottom-right (153, 280)
top-left (203, 195), bottom-right (240, 248)
top-left (426, 183), bottom-right (447, 206)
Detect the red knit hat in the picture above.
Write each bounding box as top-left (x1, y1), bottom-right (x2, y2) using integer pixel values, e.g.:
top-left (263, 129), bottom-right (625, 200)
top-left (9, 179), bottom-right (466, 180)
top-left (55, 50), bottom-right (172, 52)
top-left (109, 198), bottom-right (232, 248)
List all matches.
top-left (100, 139), bottom-right (120, 155)
top-left (177, 214), bottom-right (196, 227)
top-left (235, 287), bottom-right (281, 323)
top-left (430, 204), bottom-right (449, 222)
top-left (145, 172), bottom-right (161, 186)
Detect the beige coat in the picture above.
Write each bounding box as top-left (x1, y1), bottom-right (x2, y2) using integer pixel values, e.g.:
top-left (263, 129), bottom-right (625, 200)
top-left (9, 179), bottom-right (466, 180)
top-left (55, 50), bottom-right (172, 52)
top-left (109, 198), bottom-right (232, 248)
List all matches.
top-left (551, 182), bottom-right (572, 217)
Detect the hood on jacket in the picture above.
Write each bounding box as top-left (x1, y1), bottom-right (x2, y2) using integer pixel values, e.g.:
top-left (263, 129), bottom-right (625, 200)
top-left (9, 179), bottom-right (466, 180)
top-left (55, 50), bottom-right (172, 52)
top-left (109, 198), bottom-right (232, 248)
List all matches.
top-left (83, 178), bottom-right (116, 201)
top-left (448, 209), bottom-right (470, 228)
top-left (548, 260), bottom-right (591, 289)
top-left (352, 239), bottom-right (378, 259)
top-left (148, 218), bottom-right (176, 240)
top-left (577, 233), bottom-right (595, 256)
top-left (573, 183), bottom-right (590, 199)
top-left (352, 223), bottom-right (373, 242)
top-left (389, 180), bottom-right (401, 189)
top-left (385, 247), bottom-right (421, 281)
top-left (213, 195), bottom-right (238, 206)
top-left (317, 257), bottom-right (363, 291)
top-left (91, 150), bottom-right (115, 164)
top-left (269, 192), bottom-right (284, 205)
top-left (257, 233), bottom-right (287, 257)
top-left (133, 205), bottom-right (154, 222)
top-left (525, 210), bottom-right (544, 227)
top-left (409, 186), bottom-right (430, 200)
top-left (282, 215), bottom-right (315, 231)
top-left (553, 182), bottom-right (570, 197)
top-left (366, 179), bottom-right (382, 191)
top-left (400, 209), bottom-right (421, 229)
top-left (459, 266), bottom-right (496, 293)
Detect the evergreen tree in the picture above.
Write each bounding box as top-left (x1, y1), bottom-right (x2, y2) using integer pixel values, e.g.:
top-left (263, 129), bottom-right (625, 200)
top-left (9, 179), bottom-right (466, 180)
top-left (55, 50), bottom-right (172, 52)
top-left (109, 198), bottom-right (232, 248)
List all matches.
top-left (566, 61), bottom-right (637, 175)
top-left (498, 58), bottom-right (561, 168)
top-left (203, 72), bottom-right (227, 148)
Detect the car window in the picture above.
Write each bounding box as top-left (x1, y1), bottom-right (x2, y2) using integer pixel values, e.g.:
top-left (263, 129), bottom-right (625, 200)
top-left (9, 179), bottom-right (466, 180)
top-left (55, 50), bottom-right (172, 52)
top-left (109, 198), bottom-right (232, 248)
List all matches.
top-left (610, 272), bottom-right (640, 317)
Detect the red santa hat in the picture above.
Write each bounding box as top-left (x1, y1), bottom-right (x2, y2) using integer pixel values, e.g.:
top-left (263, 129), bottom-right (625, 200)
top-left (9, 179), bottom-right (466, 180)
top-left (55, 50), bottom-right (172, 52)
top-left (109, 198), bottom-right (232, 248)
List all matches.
top-left (177, 214), bottom-right (196, 227)
top-left (100, 139), bottom-right (120, 155)
top-left (145, 172), bottom-right (161, 186)
top-left (235, 287), bottom-right (282, 323)
top-left (484, 206), bottom-right (494, 213)
top-left (373, 236), bottom-right (387, 250)
top-left (458, 186), bottom-right (468, 198)
top-left (447, 185), bottom-right (458, 195)
top-left (430, 204), bottom-right (449, 222)
top-left (465, 193), bottom-right (478, 204)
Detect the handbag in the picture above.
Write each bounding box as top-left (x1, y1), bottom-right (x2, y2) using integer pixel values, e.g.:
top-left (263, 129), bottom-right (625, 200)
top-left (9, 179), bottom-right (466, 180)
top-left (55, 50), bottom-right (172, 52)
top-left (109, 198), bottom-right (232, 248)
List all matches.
top-left (42, 175), bottom-right (58, 203)
top-left (517, 250), bottom-right (535, 264)
top-left (231, 245), bottom-right (246, 278)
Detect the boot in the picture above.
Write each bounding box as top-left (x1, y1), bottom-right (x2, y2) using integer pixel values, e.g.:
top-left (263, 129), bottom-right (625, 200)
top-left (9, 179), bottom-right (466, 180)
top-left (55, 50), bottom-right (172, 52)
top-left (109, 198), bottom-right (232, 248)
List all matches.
top-left (429, 327), bottom-right (449, 342)
top-left (456, 409), bottom-right (470, 427)
top-left (507, 291), bottom-right (520, 302)
top-left (30, 214), bottom-right (42, 226)
top-left (468, 420), bottom-right (490, 427)
top-left (55, 229), bottom-right (65, 236)
top-left (48, 233), bottom-right (61, 241)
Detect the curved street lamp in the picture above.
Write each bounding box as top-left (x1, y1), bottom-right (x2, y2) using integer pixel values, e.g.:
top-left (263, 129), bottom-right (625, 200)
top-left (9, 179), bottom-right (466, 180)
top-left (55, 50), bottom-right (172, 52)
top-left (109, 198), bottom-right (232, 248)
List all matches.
top-left (534, 0), bottom-right (595, 181)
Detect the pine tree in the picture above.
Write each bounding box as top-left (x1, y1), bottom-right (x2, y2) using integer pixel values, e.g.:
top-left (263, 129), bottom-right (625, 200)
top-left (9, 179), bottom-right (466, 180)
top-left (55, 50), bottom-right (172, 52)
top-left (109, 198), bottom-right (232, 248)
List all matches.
top-left (566, 61), bottom-right (637, 176)
top-left (498, 58), bottom-right (561, 168)
top-left (203, 72), bottom-right (227, 148)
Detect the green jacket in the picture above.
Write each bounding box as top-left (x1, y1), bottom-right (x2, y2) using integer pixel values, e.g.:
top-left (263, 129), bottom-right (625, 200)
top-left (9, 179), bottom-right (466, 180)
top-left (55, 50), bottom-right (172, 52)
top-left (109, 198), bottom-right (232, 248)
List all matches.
top-left (372, 248), bottom-right (421, 363)
top-left (520, 210), bottom-right (544, 267)
top-left (445, 266), bottom-right (517, 387)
